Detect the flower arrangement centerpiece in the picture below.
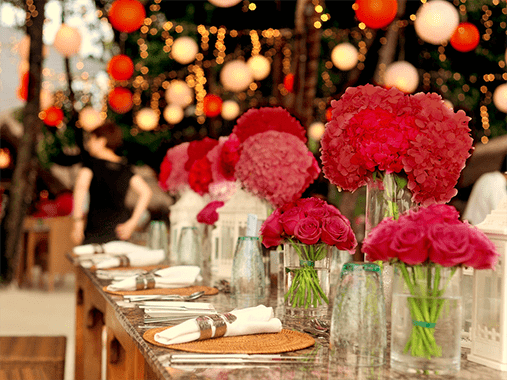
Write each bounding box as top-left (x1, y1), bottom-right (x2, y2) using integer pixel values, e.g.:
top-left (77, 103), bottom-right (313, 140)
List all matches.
top-left (321, 84), bottom-right (474, 233)
top-left (363, 204), bottom-right (499, 374)
top-left (260, 197), bottom-right (357, 314)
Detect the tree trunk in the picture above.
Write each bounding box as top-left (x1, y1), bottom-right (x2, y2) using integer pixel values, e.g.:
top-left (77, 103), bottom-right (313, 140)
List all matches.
top-left (1, 0), bottom-right (45, 283)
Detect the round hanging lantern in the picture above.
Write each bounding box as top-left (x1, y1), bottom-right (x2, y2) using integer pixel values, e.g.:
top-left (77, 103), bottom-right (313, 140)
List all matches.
top-left (108, 87), bottom-right (133, 114)
top-left (108, 0), bottom-right (146, 33)
top-left (203, 94), bottom-right (223, 117)
top-left (284, 73), bottom-right (295, 93)
top-left (171, 37), bottom-right (199, 65)
top-left (40, 89), bottom-right (53, 110)
top-left (42, 106), bottom-right (64, 127)
top-left (414, 0), bottom-right (459, 45)
top-left (450, 22), bottom-right (480, 53)
top-left (493, 83), bottom-right (507, 113)
top-left (326, 107), bottom-right (333, 121)
top-left (247, 55), bottom-right (271, 81)
top-left (208, 0), bottom-right (242, 7)
top-left (331, 42), bottom-right (359, 71)
top-left (221, 100), bottom-right (240, 120)
top-left (308, 121), bottom-right (326, 141)
top-left (220, 60), bottom-right (253, 93)
top-left (384, 61), bottom-right (419, 94)
top-left (163, 104), bottom-right (184, 124)
top-left (79, 107), bottom-right (103, 131)
top-left (107, 55), bottom-right (134, 81)
top-left (53, 24), bottom-right (82, 57)
top-left (136, 108), bottom-right (159, 131)
top-left (164, 80), bottom-right (193, 108)
top-left (0, 148), bottom-right (11, 169)
top-left (17, 35), bottom-right (48, 60)
top-left (354, 0), bottom-right (398, 29)
top-left (17, 71), bottom-right (30, 101)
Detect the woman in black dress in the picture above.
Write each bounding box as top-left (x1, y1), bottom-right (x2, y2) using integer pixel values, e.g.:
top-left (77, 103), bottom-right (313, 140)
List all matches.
top-left (71, 122), bottom-right (152, 245)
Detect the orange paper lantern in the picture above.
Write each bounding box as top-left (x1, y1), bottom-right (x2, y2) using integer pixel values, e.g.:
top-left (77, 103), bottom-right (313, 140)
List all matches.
top-left (42, 106), bottom-right (64, 127)
top-left (354, 0), bottom-right (398, 29)
top-left (108, 0), bottom-right (146, 33)
top-left (326, 107), bottom-right (333, 122)
top-left (108, 87), bottom-right (134, 114)
top-left (17, 71), bottom-right (30, 101)
top-left (107, 54), bottom-right (134, 81)
top-left (203, 94), bottom-right (223, 117)
top-left (284, 73), bottom-right (294, 93)
top-left (450, 22), bottom-right (480, 53)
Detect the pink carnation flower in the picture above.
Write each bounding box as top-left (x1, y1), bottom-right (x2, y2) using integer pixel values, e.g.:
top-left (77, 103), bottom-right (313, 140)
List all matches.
top-left (235, 130), bottom-right (320, 208)
top-left (197, 201), bottom-right (225, 225)
top-left (158, 142), bottom-right (190, 195)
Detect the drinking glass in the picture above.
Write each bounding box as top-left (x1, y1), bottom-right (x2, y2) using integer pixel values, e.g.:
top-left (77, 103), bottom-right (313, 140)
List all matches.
top-left (148, 220), bottom-right (169, 262)
top-left (230, 236), bottom-right (266, 304)
top-left (176, 226), bottom-right (201, 266)
top-left (329, 262), bottom-right (387, 367)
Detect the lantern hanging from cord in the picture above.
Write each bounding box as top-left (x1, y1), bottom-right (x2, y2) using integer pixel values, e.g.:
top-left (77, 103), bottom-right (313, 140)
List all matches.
top-left (450, 22), bottom-right (480, 53)
top-left (220, 60), bottom-right (253, 93)
top-left (308, 121), bottom-right (326, 142)
top-left (384, 61), bottom-right (419, 94)
top-left (163, 104), bottom-right (184, 124)
top-left (208, 0), bottom-right (242, 7)
top-left (171, 37), bottom-right (199, 65)
top-left (247, 55), bottom-right (271, 81)
top-left (203, 94), bottom-right (223, 117)
top-left (42, 106), bottom-right (64, 127)
top-left (331, 42), bottom-right (359, 71)
top-left (165, 80), bottom-right (193, 108)
top-left (108, 0), bottom-right (146, 33)
top-left (493, 83), bottom-right (507, 113)
top-left (17, 72), bottom-right (30, 101)
top-left (108, 87), bottom-right (134, 114)
top-left (283, 73), bottom-right (294, 93)
top-left (221, 100), bottom-right (240, 120)
top-left (136, 108), bottom-right (159, 131)
top-left (107, 55), bottom-right (134, 81)
top-left (414, 0), bottom-right (459, 45)
top-left (79, 107), bottom-right (103, 131)
top-left (53, 24), bottom-right (82, 57)
top-left (354, 0), bottom-right (398, 29)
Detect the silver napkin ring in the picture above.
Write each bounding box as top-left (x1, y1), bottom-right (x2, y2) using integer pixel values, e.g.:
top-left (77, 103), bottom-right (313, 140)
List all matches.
top-left (208, 314), bottom-right (227, 338)
top-left (118, 255), bottom-right (130, 267)
top-left (135, 274), bottom-right (156, 290)
top-left (92, 244), bottom-right (104, 254)
top-left (222, 313), bottom-right (237, 324)
top-left (196, 316), bottom-right (213, 340)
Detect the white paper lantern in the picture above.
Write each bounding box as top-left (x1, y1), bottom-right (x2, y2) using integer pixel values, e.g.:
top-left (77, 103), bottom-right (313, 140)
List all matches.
top-left (136, 108), bottom-right (159, 131)
top-left (17, 35), bottom-right (49, 60)
top-left (53, 24), bottom-right (82, 57)
top-left (414, 0), bottom-right (459, 45)
top-left (308, 121), bottom-right (326, 141)
top-left (220, 60), bottom-right (254, 93)
top-left (493, 83), bottom-right (507, 113)
top-left (40, 89), bottom-right (53, 110)
top-left (163, 104), bottom-right (184, 124)
top-left (384, 61), bottom-right (419, 94)
top-left (208, 0), bottom-right (242, 7)
top-left (331, 43), bottom-right (359, 71)
top-left (171, 37), bottom-right (199, 65)
top-left (79, 107), bottom-right (103, 132)
top-left (247, 55), bottom-right (271, 81)
top-left (164, 80), bottom-right (193, 108)
top-left (221, 100), bottom-right (240, 120)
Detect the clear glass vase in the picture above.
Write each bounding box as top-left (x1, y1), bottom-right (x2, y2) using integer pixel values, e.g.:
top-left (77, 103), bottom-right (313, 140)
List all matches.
top-left (390, 263), bottom-right (462, 375)
top-left (283, 242), bottom-right (331, 324)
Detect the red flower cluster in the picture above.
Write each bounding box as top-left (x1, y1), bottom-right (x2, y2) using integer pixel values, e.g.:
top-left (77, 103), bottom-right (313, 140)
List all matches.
top-left (197, 201), bottom-right (225, 225)
top-left (363, 204), bottom-right (499, 269)
top-left (321, 84), bottom-right (473, 206)
top-left (260, 197), bottom-right (357, 252)
top-left (188, 156), bottom-right (213, 196)
top-left (157, 142), bottom-right (190, 195)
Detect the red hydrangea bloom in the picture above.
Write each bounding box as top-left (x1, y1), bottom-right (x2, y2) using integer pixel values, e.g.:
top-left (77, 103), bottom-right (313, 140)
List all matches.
top-left (197, 201), bottom-right (225, 225)
top-left (188, 157), bottom-right (213, 196)
top-left (233, 107), bottom-right (307, 144)
top-left (185, 137), bottom-right (219, 171)
top-left (158, 159), bottom-right (172, 192)
top-left (235, 130), bottom-right (319, 208)
top-left (158, 142), bottom-right (190, 195)
top-left (207, 134), bottom-right (240, 183)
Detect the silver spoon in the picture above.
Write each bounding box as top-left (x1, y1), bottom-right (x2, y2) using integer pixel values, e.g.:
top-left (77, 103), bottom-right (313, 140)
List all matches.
top-left (126, 290), bottom-right (205, 302)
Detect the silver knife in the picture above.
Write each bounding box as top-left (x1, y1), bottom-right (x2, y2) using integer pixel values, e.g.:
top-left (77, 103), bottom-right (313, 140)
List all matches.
top-left (159, 353), bottom-right (317, 365)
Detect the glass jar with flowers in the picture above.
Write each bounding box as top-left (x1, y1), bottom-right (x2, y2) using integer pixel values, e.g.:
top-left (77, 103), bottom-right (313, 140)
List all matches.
top-left (362, 204), bottom-right (499, 375)
top-left (260, 197), bottom-right (357, 325)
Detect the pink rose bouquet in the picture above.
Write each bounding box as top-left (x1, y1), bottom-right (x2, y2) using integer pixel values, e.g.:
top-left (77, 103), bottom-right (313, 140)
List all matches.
top-left (363, 204), bottom-right (499, 360)
top-left (260, 197), bottom-right (357, 309)
top-left (158, 142), bottom-right (190, 195)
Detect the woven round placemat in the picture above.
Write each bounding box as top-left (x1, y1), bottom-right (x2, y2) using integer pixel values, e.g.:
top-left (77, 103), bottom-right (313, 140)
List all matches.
top-left (143, 328), bottom-right (315, 354)
top-left (103, 285), bottom-right (219, 297)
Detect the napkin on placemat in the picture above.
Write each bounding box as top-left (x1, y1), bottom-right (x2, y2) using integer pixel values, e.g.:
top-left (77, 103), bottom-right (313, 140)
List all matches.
top-left (154, 305), bottom-right (282, 345)
top-left (73, 241), bottom-right (151, 255)
top-left (106, 266), bottom-right (202, 292)
top-left (95, 249), bottom-right (165, 269)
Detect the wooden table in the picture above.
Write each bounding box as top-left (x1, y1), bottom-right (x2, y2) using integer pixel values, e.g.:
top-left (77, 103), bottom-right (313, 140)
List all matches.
top-left (69, 256), bottom-right (507, 380)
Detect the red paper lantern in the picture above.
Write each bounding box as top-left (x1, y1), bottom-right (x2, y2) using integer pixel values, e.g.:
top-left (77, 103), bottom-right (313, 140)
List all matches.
top-left (108, 0), bottom-right (146, 33)
top-left (203, 94), bottom-right (223, 117)
top-left (284, 73), bottom-right (294, 93)
top-left (107, 54), bottom-right (134, 81)
top-left (325, 107), bottom-right (333, 122)
top-left (42, 106), bottom-right (64, 127)
top-left (354, 0), bottom-right (398, 29)
top-left (17, 72), bottom-right (30, 101)
top-left (108, 87), bottom-right (134, 114)
top-left (450, 22), bottom-right (480, 53)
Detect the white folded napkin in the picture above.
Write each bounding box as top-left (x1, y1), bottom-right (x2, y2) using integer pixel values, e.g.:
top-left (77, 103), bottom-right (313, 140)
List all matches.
top-left (106, 266), bottom-right (202, 292)
top-left (95, 249), bottom-right (166, 269)
top-left (154, 305), bottom-right (282, 345)
top-left (73, 241), bottom-right (151, 255)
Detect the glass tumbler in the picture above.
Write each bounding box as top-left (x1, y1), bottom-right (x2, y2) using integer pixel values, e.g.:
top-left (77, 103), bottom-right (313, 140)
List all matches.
top-left (176, 226), bottom-right (201, 266)
top-left (230, 236), bottom-right (266, 302)
top-left (330, 262), bottom-right (387, 367)
top-left (148, 221), bottom-right (169, 262)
